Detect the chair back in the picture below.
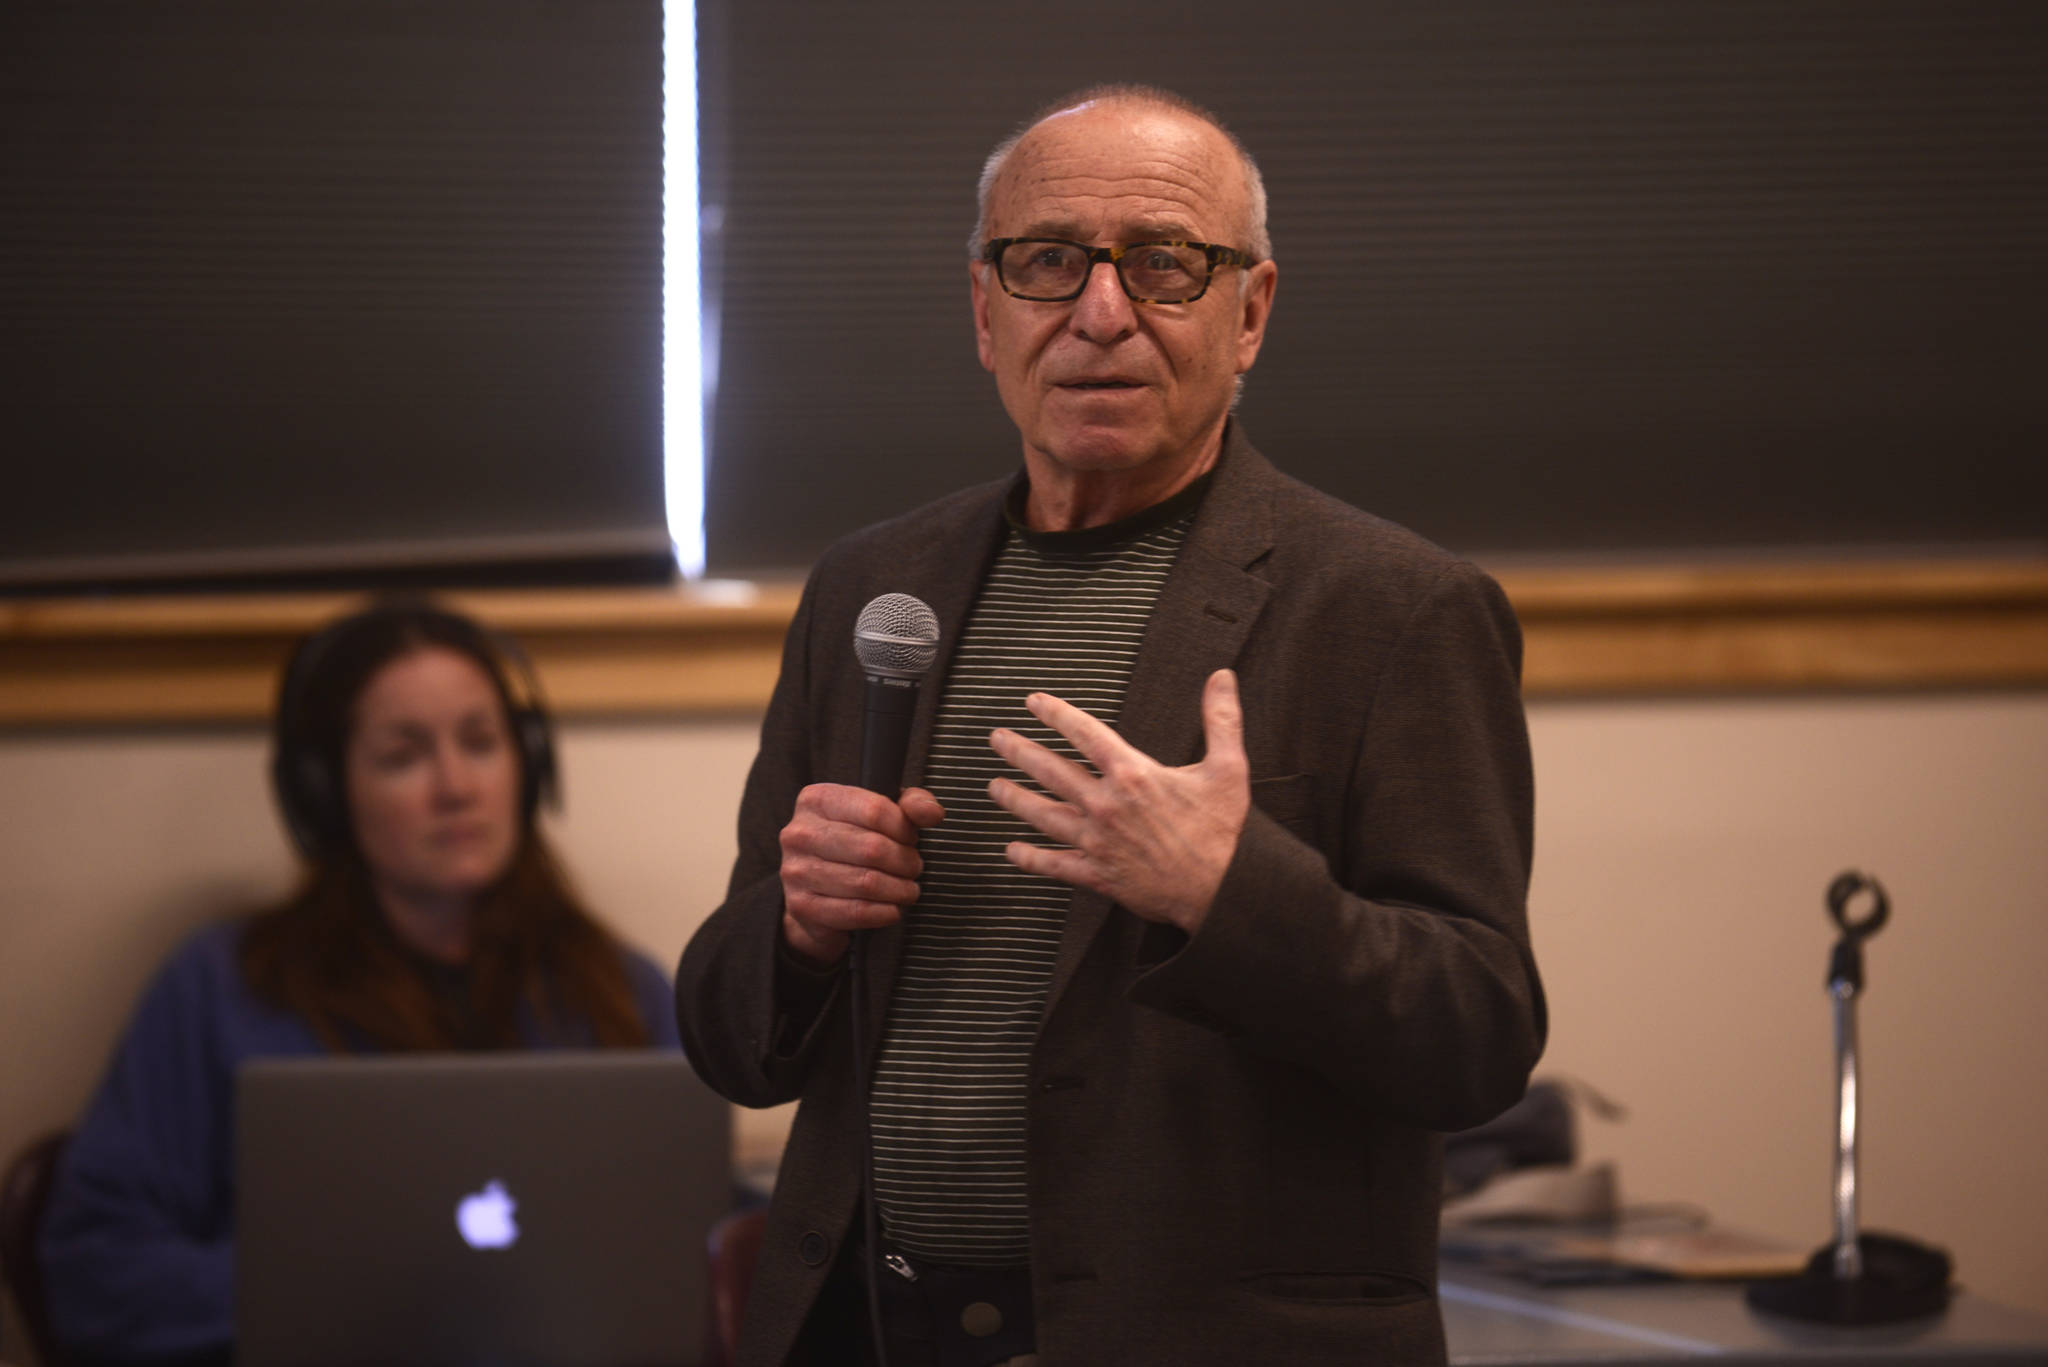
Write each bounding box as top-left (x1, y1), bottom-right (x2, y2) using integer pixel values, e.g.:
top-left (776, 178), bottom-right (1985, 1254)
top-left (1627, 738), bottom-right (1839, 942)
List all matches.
top-left (1, 1130), bottom-right (69, 1367)
top-left (704, 1205), bottom-right (768, 1367)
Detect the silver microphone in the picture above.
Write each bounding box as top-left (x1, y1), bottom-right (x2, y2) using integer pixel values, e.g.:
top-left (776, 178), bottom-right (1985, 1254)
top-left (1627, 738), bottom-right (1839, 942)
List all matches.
top-left (853, 594), bottom-right (939, 795)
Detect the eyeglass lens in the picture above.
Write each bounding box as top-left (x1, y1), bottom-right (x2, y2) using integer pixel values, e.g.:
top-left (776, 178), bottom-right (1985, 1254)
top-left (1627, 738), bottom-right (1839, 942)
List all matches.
top-left (998, 241), bottom-right (1213, 302)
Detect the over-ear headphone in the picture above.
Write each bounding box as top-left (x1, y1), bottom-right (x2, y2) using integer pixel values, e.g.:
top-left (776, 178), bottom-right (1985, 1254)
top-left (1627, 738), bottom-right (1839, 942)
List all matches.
top-left (269, 599), bottom-right (560, 861)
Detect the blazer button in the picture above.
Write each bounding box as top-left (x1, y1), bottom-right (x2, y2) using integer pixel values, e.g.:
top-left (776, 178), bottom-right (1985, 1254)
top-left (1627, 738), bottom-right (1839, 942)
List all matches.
top-left (798, 1230), bottom-right (831, 1267)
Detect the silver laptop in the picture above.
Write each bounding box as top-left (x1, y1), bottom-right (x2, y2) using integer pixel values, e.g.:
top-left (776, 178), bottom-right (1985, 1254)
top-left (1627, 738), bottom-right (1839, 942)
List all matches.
top-left (237, 1051), bottom-right (729, 1367)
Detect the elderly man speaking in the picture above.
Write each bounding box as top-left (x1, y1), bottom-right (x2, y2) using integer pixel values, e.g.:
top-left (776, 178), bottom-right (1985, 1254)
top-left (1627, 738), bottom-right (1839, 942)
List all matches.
top-left (678, 84), bottom-right (1544, 1367)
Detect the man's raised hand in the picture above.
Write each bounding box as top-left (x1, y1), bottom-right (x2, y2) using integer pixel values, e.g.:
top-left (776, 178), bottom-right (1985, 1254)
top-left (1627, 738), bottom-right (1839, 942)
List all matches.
top-left (987, 668), bottom-right (1250, 933)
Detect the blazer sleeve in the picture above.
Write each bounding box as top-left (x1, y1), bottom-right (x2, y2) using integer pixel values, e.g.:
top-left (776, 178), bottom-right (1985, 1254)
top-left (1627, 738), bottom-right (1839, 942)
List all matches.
top-left (675, 570), bottom-right (849, 1108)
top-left (1130, 559), bottom-right (1544, 1132)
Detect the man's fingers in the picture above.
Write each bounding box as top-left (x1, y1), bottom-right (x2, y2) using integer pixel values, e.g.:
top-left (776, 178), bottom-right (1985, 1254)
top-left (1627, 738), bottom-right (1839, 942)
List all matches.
top-left (785, 890), bottom-right (907, 933)
top-left (781, 890), bottom-right (902, 967)
top-left (795, 781), bottom-right (924, 845)
top-left (1200, 668), bottom-right (1249, 776)
top-left (987, 776), bottom-right (1085, 847)
top-left (779, 785), bottom-right (938, 966)
top-left (1002, 839), bottom-right (1098, 893)
top-left (782, 846), bottom-right (922, 903)
top-left (782, 815), bottom-right (924, 882)
top-left (989, 726), bottom-right (1094, 805)
top-left (1025, 691), bottom-right (1132, 773)
top-left (899, 786), bottom-right (948, 829)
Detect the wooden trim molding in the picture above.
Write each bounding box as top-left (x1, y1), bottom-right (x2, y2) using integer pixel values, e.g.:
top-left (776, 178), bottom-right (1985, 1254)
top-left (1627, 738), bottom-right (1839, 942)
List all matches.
top-left (0, 584), bottom-right (803, 727)
top-left (1507, 559), bottom-right (2048, 696)
top-left (3, 560), bottom-right (2046, 726)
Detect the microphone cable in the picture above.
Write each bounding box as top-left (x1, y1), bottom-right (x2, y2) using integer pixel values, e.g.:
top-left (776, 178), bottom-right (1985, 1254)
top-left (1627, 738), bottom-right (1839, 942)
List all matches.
top-left (849, 940), bottom-right (892, 1367)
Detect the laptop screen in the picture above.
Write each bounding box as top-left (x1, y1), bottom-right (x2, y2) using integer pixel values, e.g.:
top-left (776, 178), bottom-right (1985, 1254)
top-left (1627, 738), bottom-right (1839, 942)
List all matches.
top-left (237, 1051), bottom-right (730, 1367)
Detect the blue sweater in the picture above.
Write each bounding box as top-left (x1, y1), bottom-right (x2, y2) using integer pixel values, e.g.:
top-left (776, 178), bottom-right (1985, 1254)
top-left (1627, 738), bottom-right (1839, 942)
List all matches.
top-left (38, 919), bottom-right (683, 1366)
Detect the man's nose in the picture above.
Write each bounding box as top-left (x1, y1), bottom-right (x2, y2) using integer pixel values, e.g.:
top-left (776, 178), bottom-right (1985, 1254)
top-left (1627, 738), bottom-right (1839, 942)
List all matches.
top-left (1067, 259), bottom-right (1137, 341)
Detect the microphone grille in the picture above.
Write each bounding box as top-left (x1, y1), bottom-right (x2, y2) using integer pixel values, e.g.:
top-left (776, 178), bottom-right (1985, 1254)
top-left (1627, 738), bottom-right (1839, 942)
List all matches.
top-left (854, 593), bottom-right (940, 679)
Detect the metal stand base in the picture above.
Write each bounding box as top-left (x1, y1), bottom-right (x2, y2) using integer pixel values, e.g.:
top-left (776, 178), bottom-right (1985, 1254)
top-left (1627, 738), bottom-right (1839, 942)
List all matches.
top-left (1746, 1231), bottom-right (1953, 1325)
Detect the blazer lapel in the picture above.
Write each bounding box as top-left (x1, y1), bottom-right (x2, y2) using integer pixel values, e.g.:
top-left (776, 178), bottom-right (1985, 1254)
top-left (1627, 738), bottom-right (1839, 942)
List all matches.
top-left (1041, 427), bottom-right (1280, 1020)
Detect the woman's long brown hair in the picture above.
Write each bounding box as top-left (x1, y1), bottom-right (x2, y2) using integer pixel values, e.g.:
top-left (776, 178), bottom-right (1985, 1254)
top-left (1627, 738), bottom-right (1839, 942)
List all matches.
top-left (241, 602), bottom-right (650, 1051)
top-left (241, 837), bottom-right (649, 1051)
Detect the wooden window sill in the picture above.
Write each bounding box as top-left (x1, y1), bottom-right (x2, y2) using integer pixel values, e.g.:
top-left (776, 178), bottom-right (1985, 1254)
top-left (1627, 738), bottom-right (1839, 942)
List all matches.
top-left (3, 560), bottom-right (2045, 726)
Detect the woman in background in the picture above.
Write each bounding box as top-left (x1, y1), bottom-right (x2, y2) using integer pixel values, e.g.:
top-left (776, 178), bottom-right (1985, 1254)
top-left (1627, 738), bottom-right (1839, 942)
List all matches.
top-left (38, 599), bottom-right (680, 1366)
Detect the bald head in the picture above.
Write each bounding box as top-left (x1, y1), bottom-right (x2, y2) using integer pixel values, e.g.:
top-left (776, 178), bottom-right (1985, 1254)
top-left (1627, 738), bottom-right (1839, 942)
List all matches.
top-left (970, 85), bottom-right (1271, 264)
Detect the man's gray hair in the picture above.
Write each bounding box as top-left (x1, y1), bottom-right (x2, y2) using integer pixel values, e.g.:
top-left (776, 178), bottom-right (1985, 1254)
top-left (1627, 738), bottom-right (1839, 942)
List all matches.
top-left (968, 84), bottom-right (1272, 264)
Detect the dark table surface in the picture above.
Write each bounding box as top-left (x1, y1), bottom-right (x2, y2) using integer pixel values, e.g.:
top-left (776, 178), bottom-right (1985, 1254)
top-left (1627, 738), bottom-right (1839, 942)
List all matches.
top-left (1442, 1264), bottom-right (2048, 1365)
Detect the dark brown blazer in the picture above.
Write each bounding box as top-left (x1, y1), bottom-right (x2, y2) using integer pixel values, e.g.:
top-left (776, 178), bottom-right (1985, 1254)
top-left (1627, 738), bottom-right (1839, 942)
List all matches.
top-left (677, 426), bottom-right (1545, 1366)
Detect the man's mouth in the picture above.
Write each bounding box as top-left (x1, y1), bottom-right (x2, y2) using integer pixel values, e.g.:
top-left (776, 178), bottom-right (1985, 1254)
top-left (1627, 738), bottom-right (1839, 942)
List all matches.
top-left (1060, 379), bottom-right (1142, 390)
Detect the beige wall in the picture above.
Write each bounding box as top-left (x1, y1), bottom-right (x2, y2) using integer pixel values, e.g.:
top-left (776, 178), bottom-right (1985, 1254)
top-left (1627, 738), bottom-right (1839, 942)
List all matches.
top-left (1525, 692), bottom-right (2048, 1316)
top-left (3, 692), bottom-right (2044, 1321)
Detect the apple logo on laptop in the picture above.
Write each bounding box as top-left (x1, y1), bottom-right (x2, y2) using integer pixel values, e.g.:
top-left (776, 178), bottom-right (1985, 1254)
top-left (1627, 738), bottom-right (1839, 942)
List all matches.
top-left (456, 1180), bottom-right (519, 1250)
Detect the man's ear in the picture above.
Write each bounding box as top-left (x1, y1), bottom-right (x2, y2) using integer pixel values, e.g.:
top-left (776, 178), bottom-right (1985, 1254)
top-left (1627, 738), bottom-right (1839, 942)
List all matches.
top-left (1234, 259), bottom-right (1278, 375)
top-left (970, 260), bottom-right (996, 373)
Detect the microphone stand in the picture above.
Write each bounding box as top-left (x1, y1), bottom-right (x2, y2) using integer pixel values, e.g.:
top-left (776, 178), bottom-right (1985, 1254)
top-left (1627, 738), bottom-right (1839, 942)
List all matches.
top-left (1746, 872), bottom-right (1951, 1325)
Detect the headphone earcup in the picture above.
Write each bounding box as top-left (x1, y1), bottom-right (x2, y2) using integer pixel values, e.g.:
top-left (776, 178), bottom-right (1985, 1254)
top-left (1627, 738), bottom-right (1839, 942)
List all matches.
top-left (272, 626), bottom-right (335, 861)
top-left (273, 743), bottom-right (341, 860)
top-left (301, 752), bottom-right (342, 852)
top-left (512, 705), bottom-right (558, 818)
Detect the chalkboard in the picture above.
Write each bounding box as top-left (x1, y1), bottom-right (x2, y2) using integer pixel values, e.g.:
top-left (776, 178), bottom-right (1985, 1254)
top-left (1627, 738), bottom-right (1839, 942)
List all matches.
top-left (700, 0), bottom-right (2046, 575)
top-left (4, 2), bottom-right (2041, 593)
top-left (1, 0), bottom-right (668, 594)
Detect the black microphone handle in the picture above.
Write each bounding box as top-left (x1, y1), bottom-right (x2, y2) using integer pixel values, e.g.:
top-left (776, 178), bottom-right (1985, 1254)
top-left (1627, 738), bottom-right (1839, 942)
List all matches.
top-left (850, 671), bottom-right (918, 1367)
top-left (858, 672), bottom-right (919, 797)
